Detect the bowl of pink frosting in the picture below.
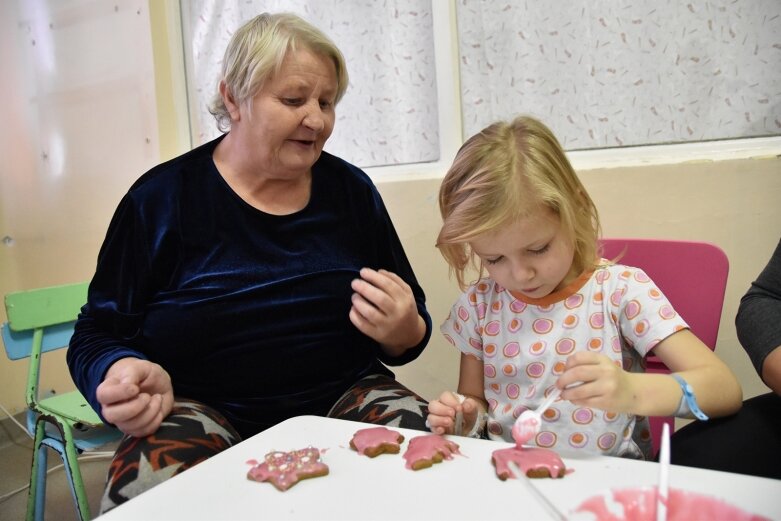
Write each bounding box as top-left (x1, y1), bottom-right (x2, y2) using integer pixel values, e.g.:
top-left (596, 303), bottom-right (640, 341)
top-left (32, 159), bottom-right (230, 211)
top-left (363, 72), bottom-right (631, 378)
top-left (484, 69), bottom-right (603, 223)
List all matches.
top-left (570, 486), bottom-right (769, 521)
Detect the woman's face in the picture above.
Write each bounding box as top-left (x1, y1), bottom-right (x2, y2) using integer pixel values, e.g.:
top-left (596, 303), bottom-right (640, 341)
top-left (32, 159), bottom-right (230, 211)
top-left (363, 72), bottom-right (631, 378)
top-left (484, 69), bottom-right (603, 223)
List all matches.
top-left (230, 47), bottom-right (338, 178)
top-left (470, 206), bottom-right (577, 300)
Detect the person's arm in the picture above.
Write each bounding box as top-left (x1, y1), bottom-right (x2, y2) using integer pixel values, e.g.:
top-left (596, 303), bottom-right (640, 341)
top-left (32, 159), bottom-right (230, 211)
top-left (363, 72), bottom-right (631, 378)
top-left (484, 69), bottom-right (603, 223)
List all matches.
top-left (736, 238), bottom-right (781, 395)
top-left (67, 192), bottom-right (171, 433)
top-left (349, 180), bottom-right (432, 364)
top-left (561, 329), bottom-right (742, 418)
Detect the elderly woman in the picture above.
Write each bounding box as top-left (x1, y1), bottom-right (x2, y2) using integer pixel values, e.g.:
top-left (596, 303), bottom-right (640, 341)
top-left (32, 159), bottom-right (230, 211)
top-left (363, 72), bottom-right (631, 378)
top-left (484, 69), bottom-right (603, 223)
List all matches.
top-left (68, 12), bottom-right (432, 511)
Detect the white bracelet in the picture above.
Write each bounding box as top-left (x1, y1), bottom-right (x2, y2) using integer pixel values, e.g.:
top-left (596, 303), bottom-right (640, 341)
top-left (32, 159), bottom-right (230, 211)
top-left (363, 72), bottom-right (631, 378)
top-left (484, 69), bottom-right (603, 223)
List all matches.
top-left (453, 392), bottom-right (487, 438)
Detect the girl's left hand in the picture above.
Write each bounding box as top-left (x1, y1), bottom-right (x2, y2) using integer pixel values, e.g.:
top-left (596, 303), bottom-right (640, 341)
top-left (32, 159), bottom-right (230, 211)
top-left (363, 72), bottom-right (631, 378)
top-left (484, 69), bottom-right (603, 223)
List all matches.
top-left (349, 268), bottom-right (425, 355)
top-left (559, 351), bottom-right (638, 413)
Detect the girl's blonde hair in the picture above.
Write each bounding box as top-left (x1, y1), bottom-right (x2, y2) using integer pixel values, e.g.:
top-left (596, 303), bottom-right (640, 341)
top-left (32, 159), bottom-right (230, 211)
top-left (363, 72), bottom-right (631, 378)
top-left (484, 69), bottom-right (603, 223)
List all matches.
top-left (437, 116), bottom-right (601, 289)
top-left (209, 12), bottom-right (349, 132)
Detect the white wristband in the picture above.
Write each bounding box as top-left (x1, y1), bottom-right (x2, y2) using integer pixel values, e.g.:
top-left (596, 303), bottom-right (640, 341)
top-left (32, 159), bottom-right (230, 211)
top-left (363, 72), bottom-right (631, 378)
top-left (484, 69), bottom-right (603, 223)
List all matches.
top-left (453, 392), bottom-right (487, 438)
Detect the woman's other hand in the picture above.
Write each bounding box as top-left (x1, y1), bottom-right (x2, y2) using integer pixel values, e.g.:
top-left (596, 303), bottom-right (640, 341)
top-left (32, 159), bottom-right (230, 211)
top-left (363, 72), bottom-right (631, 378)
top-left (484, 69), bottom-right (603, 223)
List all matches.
top-left (96, 357), bottom-right (174, 437)
top-left (349, 268), bottom-right (425, 355)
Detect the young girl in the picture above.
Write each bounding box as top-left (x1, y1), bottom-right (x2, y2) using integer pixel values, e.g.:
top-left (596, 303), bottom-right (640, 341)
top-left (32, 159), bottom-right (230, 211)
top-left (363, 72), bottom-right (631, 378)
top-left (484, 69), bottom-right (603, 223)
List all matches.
top-left (427, 116), bottom-right (742, 459)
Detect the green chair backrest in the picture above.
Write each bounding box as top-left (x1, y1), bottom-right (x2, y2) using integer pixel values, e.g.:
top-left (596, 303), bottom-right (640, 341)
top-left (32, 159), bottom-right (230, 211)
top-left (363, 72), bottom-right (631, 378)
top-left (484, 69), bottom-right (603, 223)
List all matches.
top-left (5, 282), bottom-right (89, 332)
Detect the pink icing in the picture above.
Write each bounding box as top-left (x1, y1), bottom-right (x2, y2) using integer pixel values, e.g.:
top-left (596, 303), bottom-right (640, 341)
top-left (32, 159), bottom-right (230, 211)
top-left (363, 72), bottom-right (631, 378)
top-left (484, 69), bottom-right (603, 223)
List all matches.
top-left (572, 487), bottom-right (769, 521)
top-left (512, 413), bottom-right (540, 447)
top-left (350, 426), bottom-right (403, 455)
top-left (402, 434), bottom-right (461, 470)
top-left (246, 447), bottom-right (329, 491)
top-left (492, 446), bottom-right (566, 479)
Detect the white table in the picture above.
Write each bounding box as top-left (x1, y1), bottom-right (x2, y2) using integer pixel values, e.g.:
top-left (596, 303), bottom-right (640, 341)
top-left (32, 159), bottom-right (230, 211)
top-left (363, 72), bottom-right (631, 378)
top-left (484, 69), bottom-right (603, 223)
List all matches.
top-left (98, 415), bottom-right (781, 520)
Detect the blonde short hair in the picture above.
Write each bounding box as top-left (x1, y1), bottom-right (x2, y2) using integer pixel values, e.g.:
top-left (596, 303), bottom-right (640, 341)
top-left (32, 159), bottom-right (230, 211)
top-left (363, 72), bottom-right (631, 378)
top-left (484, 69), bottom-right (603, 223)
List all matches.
top-left (209, 12), bottom-right (349, 132)
top-left (437, 116), bottom-right (601, 289)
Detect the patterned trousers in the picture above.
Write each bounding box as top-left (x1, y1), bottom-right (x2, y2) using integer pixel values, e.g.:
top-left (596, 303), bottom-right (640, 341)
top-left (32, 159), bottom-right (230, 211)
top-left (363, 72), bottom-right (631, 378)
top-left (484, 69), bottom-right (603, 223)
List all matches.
top-left (99, 374), bottom-right (428, 514)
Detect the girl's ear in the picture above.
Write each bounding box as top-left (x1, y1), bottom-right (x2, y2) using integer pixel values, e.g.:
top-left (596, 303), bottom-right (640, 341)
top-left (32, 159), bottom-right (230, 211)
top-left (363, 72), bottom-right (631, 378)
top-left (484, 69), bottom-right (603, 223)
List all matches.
top-left (219, 81), bottom-right (241, 122)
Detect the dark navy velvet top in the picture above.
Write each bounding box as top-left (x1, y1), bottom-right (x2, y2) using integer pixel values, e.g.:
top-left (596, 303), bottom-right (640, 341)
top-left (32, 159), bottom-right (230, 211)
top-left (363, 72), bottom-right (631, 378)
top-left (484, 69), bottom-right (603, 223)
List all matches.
top-left (67, 135), bottom-right (432, 438)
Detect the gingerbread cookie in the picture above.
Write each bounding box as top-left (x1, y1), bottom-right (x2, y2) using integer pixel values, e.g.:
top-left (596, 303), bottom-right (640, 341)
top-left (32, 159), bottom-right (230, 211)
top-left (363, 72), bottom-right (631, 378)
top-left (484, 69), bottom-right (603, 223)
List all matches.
top-left (492, 446), bottom-right (566, 479)
top-left (246, 447), bottom-right (329, 491)
top-left (350, 426), bottom-right (405, 457)
top-left (402, 434), bottom-right (461, 470)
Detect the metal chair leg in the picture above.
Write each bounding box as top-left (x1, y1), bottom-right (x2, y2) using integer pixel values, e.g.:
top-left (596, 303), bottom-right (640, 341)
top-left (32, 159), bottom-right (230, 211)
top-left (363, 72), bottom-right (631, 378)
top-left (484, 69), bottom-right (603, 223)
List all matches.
top-left (61, 425), bottom-right (91, 521)
top-left (26, 420), bottom-right (48, 521)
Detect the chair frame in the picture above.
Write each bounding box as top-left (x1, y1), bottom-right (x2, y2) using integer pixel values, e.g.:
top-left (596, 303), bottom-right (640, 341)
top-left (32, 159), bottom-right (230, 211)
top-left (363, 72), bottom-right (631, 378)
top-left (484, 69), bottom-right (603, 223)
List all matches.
top-left (2, 282), bottom-right (120, 521)
top-left (600, 238), bottom-right (729, 456)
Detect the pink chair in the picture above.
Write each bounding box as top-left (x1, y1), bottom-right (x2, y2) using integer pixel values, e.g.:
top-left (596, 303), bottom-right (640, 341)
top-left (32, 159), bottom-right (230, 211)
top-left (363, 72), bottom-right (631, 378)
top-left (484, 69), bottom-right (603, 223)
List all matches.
top-left (599, 238), bottom-right (729, 456)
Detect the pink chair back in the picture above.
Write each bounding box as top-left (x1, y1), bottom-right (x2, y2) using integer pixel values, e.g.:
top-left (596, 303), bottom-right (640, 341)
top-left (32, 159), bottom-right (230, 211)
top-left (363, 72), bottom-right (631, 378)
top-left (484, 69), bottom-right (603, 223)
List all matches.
top-left (599, 238), bottom-right (729, 455)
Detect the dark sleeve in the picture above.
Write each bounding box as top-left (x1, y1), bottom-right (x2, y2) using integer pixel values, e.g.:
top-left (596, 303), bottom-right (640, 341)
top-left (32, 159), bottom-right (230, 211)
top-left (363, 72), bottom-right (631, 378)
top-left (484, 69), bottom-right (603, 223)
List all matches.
top-left (67, 193), bottom-right (152, 418)
top-left (367, 186), bottom-right (432, 366)
top-left (735, 238), bottom-right (781, 376)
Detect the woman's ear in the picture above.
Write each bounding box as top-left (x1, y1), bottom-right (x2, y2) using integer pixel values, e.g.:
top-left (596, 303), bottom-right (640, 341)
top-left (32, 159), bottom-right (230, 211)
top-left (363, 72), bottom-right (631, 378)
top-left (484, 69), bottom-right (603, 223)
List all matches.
top-left (219, 81), bottom-right (241, 122)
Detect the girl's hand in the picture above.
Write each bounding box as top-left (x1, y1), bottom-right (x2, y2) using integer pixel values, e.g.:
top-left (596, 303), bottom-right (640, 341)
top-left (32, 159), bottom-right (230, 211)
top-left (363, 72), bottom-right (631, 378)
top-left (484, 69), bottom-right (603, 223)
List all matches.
top-left (349, 268), bottom-right (425, 355)
top-left (559, 351), bottom-right (638, 413)
top-left (426, 391), bottom-right (482, 436)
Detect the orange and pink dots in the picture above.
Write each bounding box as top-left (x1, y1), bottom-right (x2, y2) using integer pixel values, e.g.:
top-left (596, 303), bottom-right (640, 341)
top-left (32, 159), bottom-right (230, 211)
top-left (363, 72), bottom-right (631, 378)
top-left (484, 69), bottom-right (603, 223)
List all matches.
top-left (597, 432), bottom-right (618, 451)
top-left (485, 320), bottom-right (502, 336)
top-left (565, 293), bottom-right (584, 309)
top-left (589, 312), bottom-right (606, 329)
top-left (529, 340), bottom-right (547, 355)
top-left (569, 432), bottom-right (589, 448)
top-left (572, 408), bottom-right (594, 425)
top-left (510, 299), bottom-right (527, 313)
top-left (526, 361), bottom-right (546, 378)
top-left (532, 318), bottom-right (554, 334)
top-left (543, 407), bottom-right (560, 422)
top-left (503, 341), bottom-right (521, 357)
top-left (555, 338), bottom-right (576, 355)
top-left (562, 314), bottom-right (579, 329)
top-left (624, 299), bottom-right (642, 320)
top-left (508, 318), bottom-right (522, 332)
top-left (634, 319), bottom-right (651, 336)
top-left (659, 304), bottom-right (676, 320)
top-left (484, 364), bottom-right (497, 378)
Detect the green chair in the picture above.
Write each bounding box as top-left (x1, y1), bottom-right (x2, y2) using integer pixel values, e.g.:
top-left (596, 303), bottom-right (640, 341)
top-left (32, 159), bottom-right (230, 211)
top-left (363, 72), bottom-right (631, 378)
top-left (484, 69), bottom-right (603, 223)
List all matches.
top-left (1, 282), bottom-right (121, 521)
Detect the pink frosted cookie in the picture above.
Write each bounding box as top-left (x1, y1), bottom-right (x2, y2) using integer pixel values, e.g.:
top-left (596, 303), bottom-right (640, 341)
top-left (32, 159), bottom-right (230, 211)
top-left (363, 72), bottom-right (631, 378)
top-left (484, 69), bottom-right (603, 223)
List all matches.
top-left (350, 426), bottom-right (405, 457)
top-left (246, 447), bottom-right (329, 491)
top-left (492, 446), bottom-right (566, 479)
top-left (402, 434), bottom-right (461, 470)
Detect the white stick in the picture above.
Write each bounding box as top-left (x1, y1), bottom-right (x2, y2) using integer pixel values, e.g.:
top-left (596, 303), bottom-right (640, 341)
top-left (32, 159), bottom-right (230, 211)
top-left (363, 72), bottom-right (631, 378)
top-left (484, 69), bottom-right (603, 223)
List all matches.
top-left (507, 461), bottom-right (568, 521)
top-left (656, 422), bottom-right (670, 521)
